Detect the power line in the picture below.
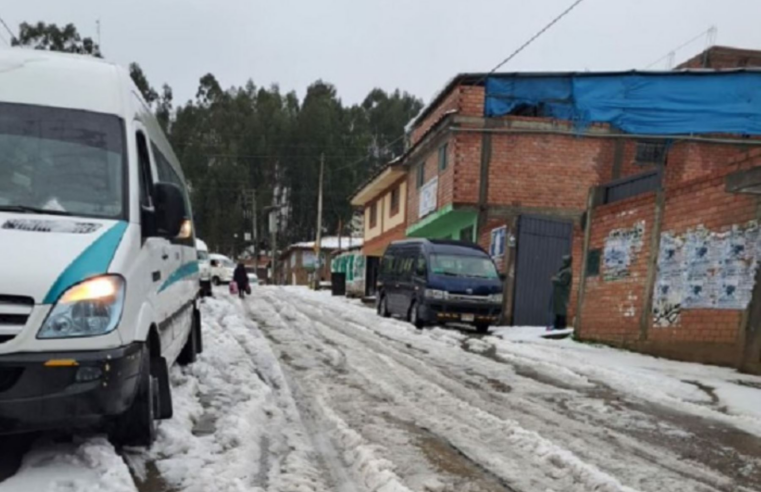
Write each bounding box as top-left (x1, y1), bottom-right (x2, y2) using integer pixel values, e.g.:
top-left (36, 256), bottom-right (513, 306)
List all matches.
top-left (0, 14), bottom-right (15, 44)
top-left (0, 31), bottom-right (8, 47)
top-left (645, 26), bottom-right (717, 69)
top-left (479, 0), bottom-right (588, 82)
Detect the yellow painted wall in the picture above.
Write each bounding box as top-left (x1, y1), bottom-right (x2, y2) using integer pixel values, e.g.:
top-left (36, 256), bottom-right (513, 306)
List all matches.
top-left (364, 203), bottom-right (382, 241)
top-left (383, 181), bottom-right (406, 232)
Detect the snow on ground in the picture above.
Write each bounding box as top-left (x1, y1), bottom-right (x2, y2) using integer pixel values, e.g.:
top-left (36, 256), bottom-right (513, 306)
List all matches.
top-left (0, 438), bottom-right (135, 492)
top-left (3, 287), bottom-right (761, 492)
top-left (253, 286), bottom-right (761, 492)
top-left (489, 326), bottom-right (761, 436)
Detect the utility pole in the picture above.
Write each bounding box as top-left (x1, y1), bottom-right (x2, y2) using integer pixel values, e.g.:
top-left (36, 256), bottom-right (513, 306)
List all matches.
top-left (250, 189), bottom-right (258, 262)
top-left (314, 153), bottom-right (325, 289)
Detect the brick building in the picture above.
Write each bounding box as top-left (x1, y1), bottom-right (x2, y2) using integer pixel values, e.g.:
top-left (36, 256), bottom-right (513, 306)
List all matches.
top-left (574, 148), bottom-right (761, 374)
top-left (677, 45), bottom-right (761, 69)
top-left (397, 56), bottom-right (761, 328)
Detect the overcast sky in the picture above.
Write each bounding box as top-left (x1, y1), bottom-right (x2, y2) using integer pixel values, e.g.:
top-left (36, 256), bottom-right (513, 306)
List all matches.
top-left (3, 0), bottom-right (761, 108)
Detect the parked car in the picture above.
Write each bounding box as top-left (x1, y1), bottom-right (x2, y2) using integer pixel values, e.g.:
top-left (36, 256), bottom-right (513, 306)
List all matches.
top-left (209, 253), bottom-right (235, 285)
top-left (0, 50), bottom-right (202, 447)
top-left (376, 239), bottom-right (503, 333)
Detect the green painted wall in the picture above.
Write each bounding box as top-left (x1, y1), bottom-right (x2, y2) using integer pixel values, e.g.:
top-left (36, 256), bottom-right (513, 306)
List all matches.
top-left (406, 206), bottom-right (478, 242)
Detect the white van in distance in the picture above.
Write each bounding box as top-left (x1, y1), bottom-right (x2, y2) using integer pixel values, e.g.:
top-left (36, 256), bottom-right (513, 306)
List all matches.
top-left (209, 253), bottom-right (235, 285)
top-left (0, 50), bottom-right (202, 446)
top-left (196, 238), bottom-right (212, 296)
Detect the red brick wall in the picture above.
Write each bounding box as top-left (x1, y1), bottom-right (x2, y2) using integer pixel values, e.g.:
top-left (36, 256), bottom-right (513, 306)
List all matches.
top-left (406, 137), bottom-right (456, 225)
top-left (577, 193), bottom-right (656, 343)
top-left (576, 151), bottom-right (761, 366)
top-left (410, 85), bottom-right (485, 145)
top-left (677, 46), bottom-right (761, 69)
top-left (453, 132), bottom-right (483, 204)
top-left (487, 131), bottom-right (615, 210)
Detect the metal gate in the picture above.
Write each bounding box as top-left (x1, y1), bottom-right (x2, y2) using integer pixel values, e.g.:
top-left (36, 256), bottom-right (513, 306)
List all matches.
top-left (513, 215), bottom-right (573, 326)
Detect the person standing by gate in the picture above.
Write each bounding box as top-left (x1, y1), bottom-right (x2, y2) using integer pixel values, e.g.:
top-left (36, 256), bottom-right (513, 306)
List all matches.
top-left (551, 255), bottom-right (572, 329)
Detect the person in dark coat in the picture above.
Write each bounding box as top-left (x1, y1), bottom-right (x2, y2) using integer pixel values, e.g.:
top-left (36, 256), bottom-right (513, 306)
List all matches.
top-left (551, 255), bottom-right (572, 329)
top-left (233, 262), bottom-right (250, 299)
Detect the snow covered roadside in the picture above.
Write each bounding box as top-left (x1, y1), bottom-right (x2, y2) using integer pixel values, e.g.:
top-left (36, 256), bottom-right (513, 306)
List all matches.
top-left (0, 438), bottom-right (135, 492)
top-left (489, 326), bottom-right (761, 437)
top-left (132, 295), bottom-right (330, 492)
top-left (1, 294), bottom-right (331, 492)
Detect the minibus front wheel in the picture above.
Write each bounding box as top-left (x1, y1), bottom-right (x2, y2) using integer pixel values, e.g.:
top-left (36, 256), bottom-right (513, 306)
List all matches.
top-left (110, 346), bottom-right (158, 447)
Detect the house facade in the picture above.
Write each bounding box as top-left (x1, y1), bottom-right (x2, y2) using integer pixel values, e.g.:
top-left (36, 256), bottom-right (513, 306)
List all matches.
top-left (349, 160), bottom-right (408, 297)
top-left (397, 47), bottom-right (761, 328)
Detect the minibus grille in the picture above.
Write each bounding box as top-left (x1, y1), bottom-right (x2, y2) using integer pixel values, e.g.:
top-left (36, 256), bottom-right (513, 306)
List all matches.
top-left (0, 295), bottom-right (34, 339)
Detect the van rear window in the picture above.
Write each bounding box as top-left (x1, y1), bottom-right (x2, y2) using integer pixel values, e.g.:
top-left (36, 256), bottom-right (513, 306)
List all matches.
top-left (0, 102), bottom-right (125, 220)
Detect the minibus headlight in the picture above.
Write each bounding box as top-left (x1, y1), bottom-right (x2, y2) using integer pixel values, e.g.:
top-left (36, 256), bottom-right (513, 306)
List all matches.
top-left (489, 293), bottom-right (504, 304)
top-left (38, 276), bottom-right (125, 339)
top-left (425, 289), bottom-right (448, 300)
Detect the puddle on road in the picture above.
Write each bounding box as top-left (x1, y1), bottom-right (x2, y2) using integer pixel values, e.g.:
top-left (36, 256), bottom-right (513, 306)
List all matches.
top-left (388, 418), bottom-right (518, 492)
top-left (131, 460), bottom-right (176, 492)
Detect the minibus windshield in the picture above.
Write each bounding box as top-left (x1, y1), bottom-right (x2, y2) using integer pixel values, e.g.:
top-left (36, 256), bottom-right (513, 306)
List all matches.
top-left (430, 254), bottom-right (499, 279)
top-left (0, 103), bottom-right (125, 220)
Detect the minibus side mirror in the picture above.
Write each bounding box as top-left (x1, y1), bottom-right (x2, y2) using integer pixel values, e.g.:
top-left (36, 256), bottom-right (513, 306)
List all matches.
top-left (153, 182), bottom-right (187, 238)
top-left (499, 273), bottom-right (507, 282)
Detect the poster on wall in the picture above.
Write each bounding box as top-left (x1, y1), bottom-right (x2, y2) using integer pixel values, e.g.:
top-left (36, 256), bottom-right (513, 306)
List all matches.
top-left (603, 221), bottom-right (645, 281)
top-left (653, 221), bottom-right (761, 327)
top-left (418, 177), bottom-right (438, 218)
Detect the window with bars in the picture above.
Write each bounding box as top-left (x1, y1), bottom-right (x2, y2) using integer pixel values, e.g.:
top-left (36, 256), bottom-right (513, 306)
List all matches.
top-left (635, 140), bottom-right (667, 165)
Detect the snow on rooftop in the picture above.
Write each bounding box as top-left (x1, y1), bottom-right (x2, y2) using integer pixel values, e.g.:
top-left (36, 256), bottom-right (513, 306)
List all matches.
top-left (291, 236), bottom-right (363, 251)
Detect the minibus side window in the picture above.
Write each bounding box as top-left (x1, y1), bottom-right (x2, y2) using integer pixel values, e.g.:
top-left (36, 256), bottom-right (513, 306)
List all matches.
top-left (136, 131), bottom-right (154, 208)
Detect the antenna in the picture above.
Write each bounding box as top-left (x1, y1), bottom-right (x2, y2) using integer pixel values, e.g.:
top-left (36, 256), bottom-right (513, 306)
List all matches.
top-left (96, 19), bottom-right (101, 48)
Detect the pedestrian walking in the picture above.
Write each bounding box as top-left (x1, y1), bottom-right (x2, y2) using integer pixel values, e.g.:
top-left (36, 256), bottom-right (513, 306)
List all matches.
top-left (551, 255), bottom-right (572, 330)
top-left (233, 262), bottom-right (250, 299)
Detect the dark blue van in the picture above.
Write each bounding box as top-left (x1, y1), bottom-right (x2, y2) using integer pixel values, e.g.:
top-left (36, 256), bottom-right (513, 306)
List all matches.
top-left (376, 239), bottom-right (503, 332)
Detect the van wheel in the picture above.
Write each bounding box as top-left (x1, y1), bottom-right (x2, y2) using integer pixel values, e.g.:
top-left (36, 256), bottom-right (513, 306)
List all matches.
top-left (410, 301), bottom-right (424, 330)
top-left (110, 348), bottom-right (158, 447)
top-left (378, 295), bottom-right (390, 318)
top-left (178, 308), bottom-right (200, 366)
top-left (475, 323), bottom-right (490, 334)
top-left (212, 276), bottom-right (221, 286)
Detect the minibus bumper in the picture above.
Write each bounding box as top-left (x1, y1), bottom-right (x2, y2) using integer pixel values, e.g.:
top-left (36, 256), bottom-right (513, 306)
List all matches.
top-left (0, 342), bottom-right (144, 435)
top-left (420, 300), bottom-right (502, 325)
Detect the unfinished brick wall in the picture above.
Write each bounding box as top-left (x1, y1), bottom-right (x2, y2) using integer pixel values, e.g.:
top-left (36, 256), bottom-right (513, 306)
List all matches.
top-left (406, 137), bottom-right (455, 226)
top-left (677, 46), bottom-right (761, 69)
top-left (410, 85), bottom-right (485, 145)
top-left (486, 129), bottom-right (615, 211)
top-left (453, 132), bottom-right (483, 204)
top-left (651, 170), bottom-right (758, 348)
top-left (576, 151), bottom-right (761, 367)
top-left (577, 193), bottom-right (656, 344)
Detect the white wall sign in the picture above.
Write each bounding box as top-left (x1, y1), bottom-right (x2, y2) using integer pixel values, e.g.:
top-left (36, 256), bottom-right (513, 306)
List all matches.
top-left (419, 177), bottom-right (438, 218)
top-left (490, 226), bottom-right (506, 258)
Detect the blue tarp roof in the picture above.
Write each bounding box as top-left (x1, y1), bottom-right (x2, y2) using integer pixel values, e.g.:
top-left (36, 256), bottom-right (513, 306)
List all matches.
top-left (485, 71), bottom-right (761, 135)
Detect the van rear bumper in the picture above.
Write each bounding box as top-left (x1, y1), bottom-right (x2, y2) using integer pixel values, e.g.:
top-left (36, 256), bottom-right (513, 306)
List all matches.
top-left (420, 300), bottom-right (502, 325)
top-left (0, 343), bottom-right (144, 435)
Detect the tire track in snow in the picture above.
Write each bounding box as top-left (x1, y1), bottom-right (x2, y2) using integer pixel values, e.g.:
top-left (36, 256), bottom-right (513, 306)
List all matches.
top-left (256, 288), bottom-right (747, 492)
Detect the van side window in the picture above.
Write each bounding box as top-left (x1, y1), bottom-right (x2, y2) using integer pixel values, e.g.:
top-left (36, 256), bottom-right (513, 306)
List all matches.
top-left (136, 131), bottom-right (154, 207)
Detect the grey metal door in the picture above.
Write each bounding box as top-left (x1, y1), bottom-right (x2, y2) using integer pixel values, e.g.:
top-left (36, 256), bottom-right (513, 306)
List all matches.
top-left (513, 215), bottom-right (573, 326)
